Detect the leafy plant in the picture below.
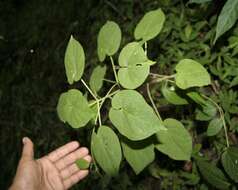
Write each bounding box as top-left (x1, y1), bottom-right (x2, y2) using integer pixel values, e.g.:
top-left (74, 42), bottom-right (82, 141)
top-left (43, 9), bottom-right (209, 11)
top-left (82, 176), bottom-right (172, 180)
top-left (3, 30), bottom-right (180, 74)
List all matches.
top-left (57, 9), bottom-right (220, 176)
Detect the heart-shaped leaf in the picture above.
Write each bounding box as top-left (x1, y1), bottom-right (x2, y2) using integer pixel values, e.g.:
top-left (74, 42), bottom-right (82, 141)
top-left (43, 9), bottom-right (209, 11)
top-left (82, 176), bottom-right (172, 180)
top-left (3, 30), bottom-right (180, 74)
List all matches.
top-left (175, 59), bottom-right (211, 89)
top-left (97, 21), bottom-right (121, 62)
top-left (109, 90), bottom-right (165, 141)
top-left (65, 36), bottom-right (85, 84)
top-left (91, 125), bottom-right (122, 176)
top-left (57, 89), bottom-right (93, 128)
top-left (122, 138), bottom-right (155, 174)
top-left (118, 42), bottom-right (155, 89)
top-left (134, 9), bottom-right (165, 42)
top-left (155, 118), bottom-right (192, 160)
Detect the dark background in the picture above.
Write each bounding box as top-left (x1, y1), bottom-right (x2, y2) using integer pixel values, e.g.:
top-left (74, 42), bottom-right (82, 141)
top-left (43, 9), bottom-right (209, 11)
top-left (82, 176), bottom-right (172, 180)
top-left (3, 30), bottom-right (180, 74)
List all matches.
top-left (0, 0), bottom-right (233, 189)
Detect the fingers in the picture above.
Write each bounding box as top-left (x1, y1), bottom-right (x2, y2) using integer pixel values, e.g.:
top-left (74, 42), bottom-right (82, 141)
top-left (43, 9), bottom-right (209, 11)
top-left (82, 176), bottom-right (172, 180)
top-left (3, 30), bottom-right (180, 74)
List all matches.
top-left (55, 147), bottom-right (89, 171)
top-left (60, 155), bottom-right (92, 179)
top-left (47, 141), bottom-right (79, 162)
top-left (63, 170), bottom-right (89, 189)
top-left (21, 137), bottom-right (34, 161)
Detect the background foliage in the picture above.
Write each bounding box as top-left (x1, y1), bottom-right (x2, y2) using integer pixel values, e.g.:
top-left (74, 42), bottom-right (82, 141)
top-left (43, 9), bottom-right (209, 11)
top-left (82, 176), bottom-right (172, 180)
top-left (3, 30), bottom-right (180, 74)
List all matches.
top-left (0, 0), bottom-right (238, 189)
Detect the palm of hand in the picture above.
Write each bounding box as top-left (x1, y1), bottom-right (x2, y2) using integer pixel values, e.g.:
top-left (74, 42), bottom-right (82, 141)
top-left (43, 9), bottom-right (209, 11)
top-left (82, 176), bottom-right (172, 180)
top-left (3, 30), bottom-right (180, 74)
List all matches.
top-left (10, 138), bottom-right (91, 190)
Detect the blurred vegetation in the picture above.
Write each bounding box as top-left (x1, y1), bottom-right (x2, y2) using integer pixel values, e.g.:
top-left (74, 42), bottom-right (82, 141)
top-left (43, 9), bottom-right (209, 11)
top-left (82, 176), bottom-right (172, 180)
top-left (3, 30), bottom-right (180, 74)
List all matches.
top-left (0, 0), bottom-right (238, 189)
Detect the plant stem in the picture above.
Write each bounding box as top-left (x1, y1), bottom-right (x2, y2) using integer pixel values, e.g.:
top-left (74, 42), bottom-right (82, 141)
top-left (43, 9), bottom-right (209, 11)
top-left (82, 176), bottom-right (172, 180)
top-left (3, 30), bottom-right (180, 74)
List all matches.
top-left (110, 56), bottom-right (119, 84)
top-left (81, 79), bottom-right (102, 126)
top-left (103, 78), bottom-right (116, 84)
top-left (81, 79), bottom-right (98, 100)
top-left (201, 94), bottom-right (230, 147)
top-left (146, 83), bottom-right (162, 121)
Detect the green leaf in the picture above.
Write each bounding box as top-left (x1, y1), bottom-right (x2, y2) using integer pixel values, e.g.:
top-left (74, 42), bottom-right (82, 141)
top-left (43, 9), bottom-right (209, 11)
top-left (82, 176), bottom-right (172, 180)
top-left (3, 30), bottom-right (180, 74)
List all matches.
top-left (118, 42), bottom-right (155, 89)
top-left (197, 160), bottom-right (230, 190)
top-left (155, 118), bottom-right (192, 160)
top-left (121, 138), bottom-right (155, 174)
top-left (109, 90), bottom-right (165, 141)
top-left (195, 102), bottom-right (217, 121)
top-left (97, 21), bottom-right (121, 62)
top-left (57, 89), bottom-right (93, 128)
top-left (91, 125), bottom-right (122, 176)
top-left (64, 36), bottom-right (85, 84)
top-left (76, 158), bottom-right (90, 170)
top-left (161, 85), bottom-right (188, 105)
top-left (230, 76), bottom-right (238, 87)
top-left (188, 0), bottom-right (212, 4)
top-left (207, 118), bottom-right (223, 136)
top-left (175, 59), bottom-right (211, 89)
top-left (214, 0), bottom-right (238, 43)
top-left (222, 147), bottom-right (238, 182)
top-left (89, 65), bottom-right (107, 93)
top-left (134, 9), bottom-right (165, 42)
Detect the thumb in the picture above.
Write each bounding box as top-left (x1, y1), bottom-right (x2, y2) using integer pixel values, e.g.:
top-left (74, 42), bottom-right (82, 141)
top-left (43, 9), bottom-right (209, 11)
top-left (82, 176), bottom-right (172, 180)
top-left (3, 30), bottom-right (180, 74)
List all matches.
top-left (21, 137), bottom-right (34, 161)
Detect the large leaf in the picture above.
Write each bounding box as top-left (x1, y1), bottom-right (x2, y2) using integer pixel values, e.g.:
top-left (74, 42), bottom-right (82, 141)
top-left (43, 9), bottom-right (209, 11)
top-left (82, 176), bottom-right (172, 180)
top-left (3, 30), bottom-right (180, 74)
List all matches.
top-left (222, 147), bottom-right (238, 182)
top-left (207, 118), bottom-right (223, 136)
top-left (134, 9), bottom-right (165, 42)
top-left (97, 21), bottom-right (121, 62)
top-left (161, 85), bottom-right (188, 105)
top-left (64, 36), bottom-right (85, 84)
top-left (155, 118), bottom-right (192, 160)
top-left (175, 59), bottom-right (211, 89)
top-left (121, 138), bottom-right (155, 174)
top-left (57, 89), bottom-right (93, 128)
top-left (91, 126), bottom-right (122, 176)
top-left (109, 90), bottom-right (165, 141)
top-left (118, 42), bottom-right (155, 89)
top-left (215, 0), bottom-right (238, 43)
top-left (89, 65), bottom-right (107, 93)
top-left (197, 160), bottom-right (230, 190)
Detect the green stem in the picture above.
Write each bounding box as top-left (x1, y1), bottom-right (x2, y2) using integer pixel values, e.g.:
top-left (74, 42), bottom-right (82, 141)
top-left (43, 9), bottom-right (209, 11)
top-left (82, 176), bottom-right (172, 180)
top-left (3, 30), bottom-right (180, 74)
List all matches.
top-left (81, 79), bottom-right (98, 100)
top-left (202, 94), bottom-right (230, 147)
top-left (110, 56), bottom-right (119, 84)
top-left (146, 83), bottom-right (162, 121)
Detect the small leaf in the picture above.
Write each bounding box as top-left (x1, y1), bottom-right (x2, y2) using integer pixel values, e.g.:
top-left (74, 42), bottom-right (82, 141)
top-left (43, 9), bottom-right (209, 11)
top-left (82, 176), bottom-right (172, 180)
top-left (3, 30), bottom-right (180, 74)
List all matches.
top-left (65, 36), bottom-right (85, 84)
top-left (89, 65), bottom-right (107, 93)
top-left (222, 147), bottom-right (238, 182)
top-left (230, 76), bottom-right (238, 87)
top-left (57, 89), bottom-right (93, 128)
top-left (195, 102), bottom-right (217, 121)
top-left (109, 90), bottom-right (165, 141)
top-left (207, 118), bottom-right (223, 136)
top-left (155, 118), bottom-right (192, 160)
top-left (161, 85), bottom-right (188, 105)
top-left (188, 0), bottom-right (212, 4)
top-left (121, 138), bottom-right (155, 174)
top-left (175, 59), bottom-right (211, 89)
top-left (197, 160), bottom-right (230, 190)
top-left (91, 125), bottom-right (122, 176)
top-left (134, 9), bottom-right (165, 42)
top-left (214, 0), bottom-right (238, 43)
top-left (97, 21), bottom-right (121, 62)
top-left (76, 158), bottom-right (90, 170)
top-left (118, 42), bottom-right (155, 89)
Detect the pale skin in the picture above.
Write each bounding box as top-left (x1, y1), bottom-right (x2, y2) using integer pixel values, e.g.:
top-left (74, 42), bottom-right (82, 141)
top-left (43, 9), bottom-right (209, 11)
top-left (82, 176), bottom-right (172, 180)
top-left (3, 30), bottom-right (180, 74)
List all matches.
top-left (10, 137), bottom-right (92, 190)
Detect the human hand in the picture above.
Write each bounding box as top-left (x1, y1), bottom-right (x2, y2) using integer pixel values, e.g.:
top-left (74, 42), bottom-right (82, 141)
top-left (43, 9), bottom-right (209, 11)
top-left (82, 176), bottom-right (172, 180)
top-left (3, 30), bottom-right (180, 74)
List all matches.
top-left (10, 137), bottom-right (91, 190)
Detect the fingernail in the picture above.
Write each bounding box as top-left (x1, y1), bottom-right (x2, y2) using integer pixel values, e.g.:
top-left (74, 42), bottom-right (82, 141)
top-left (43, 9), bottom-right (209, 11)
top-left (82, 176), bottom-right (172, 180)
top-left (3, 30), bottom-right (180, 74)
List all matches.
top-left (22, 137), bottom-right (28, 144)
